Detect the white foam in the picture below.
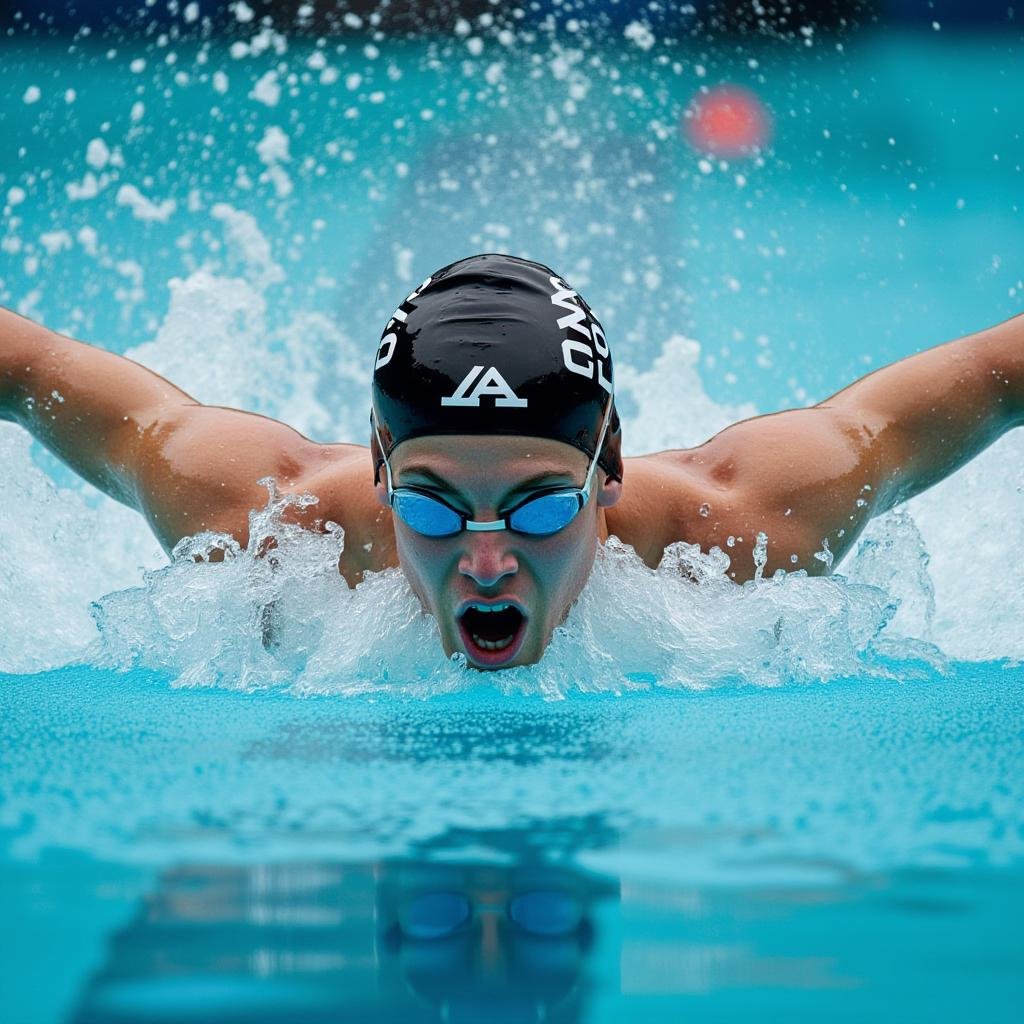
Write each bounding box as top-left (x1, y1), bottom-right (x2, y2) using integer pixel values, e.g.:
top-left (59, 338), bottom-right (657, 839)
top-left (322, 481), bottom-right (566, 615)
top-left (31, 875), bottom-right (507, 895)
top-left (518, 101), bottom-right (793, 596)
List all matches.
top-left (908, 431), bottom-right (1024, 660)
top-left (210, 203), bottom-right (284, 290)
top-left (623, 21), bottom-right (656, 52)
top-left (0, 428), bottom-right (163, 674)
top-left (250, 70), bottom-right (281, 107)
top-left (85, 137), bottom-right (111, 171)
top-left (255, 127), bottom-right (293, 197)
top-left (617, 334), bottom-right (756, 451)
top-left (39, 230), bottom-right (73, 256)
top-left (66, 172), bottom-right (106, 201)
top-left (256, 126), bottom-right (290, 165)
top-left (83, 478), bottom-right (942, 698)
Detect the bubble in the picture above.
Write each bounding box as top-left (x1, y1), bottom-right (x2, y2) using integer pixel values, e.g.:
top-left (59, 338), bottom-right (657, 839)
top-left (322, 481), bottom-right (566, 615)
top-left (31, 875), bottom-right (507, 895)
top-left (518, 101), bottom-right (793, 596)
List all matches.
top-left (115, 184), bottom-right (176, 223)
top-left (85, 138), bottom-right (110, 170)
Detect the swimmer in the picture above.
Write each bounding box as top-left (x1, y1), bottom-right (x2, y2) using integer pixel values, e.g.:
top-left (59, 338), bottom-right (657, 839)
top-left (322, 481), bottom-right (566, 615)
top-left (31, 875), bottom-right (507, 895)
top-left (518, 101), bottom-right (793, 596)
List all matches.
top-left (1, 254), bottom-right (1021, 669)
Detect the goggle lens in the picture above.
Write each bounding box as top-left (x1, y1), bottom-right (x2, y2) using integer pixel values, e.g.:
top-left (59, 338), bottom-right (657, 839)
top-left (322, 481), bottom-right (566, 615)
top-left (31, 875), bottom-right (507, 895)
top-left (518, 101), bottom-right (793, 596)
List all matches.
top-left (392, 491), bottom-right (462, 538)
top-left (392, 490), bottom-right (584, 538)
top-left (507, 492), bottom-right (583, 536)
top-left (400, 891), bottom-right (472, 940)
top-left (508, 890), bottom-right (584, 936)
top-left (398, 890), bottom-right (583, 940)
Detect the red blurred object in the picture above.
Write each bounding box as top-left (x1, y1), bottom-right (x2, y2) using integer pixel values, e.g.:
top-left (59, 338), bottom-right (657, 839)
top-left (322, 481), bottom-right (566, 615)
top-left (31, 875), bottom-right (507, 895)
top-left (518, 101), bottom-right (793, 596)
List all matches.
top-left (684, 86), bottom-right (772, 157)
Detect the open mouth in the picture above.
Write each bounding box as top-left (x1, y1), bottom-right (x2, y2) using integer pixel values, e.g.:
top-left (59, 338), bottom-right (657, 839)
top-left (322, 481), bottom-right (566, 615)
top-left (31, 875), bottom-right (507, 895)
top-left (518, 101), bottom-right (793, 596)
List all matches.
top-left (457, 602), bottom-right (528, 668)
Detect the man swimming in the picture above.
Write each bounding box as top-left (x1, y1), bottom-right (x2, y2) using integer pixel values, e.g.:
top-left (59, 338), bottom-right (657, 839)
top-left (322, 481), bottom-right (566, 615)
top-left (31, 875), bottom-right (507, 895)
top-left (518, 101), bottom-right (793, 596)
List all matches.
top-left (1, 253), bottom-right (1021, 669)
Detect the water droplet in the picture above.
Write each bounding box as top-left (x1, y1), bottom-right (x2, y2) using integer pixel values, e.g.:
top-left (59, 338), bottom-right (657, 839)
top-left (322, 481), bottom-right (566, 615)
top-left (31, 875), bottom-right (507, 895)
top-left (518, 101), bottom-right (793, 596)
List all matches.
top-left (813, 538), bottom-right (834, 570)
top-left (753, 532), bottom-right (768, 581)
top-left (698, 502), bottom-right (710, 517)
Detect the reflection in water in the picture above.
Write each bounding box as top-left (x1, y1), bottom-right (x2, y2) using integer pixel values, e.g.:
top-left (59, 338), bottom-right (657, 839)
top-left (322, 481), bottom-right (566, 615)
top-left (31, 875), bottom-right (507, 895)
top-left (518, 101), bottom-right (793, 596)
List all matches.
top-left (69, 857), bottom-right (617, 1024)
top-left (61, 846), bottom-right (1020, 1022)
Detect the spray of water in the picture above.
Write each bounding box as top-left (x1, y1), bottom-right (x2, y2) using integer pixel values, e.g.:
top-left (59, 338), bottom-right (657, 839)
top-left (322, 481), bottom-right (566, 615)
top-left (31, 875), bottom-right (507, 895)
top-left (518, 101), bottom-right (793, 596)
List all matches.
top-left (1, 206), bottom-right (1018, 689)
top-left (86, 479), bottom-right (937, 698)
top-left (1, 5), bottom-right (1021, 689)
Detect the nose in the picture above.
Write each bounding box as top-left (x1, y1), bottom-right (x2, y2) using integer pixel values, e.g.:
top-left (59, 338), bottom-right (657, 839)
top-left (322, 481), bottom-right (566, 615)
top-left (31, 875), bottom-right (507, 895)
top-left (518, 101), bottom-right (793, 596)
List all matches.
top-left (458, 530), bottom-right (519, 588)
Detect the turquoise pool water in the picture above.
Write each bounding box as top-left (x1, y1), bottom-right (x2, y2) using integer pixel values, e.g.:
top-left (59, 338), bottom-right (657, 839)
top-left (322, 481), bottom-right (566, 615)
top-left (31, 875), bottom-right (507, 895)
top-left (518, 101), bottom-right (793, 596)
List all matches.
top-left (3, 663), bottom-right (1022, 1021)
top-left (2, 6), bottom-right (1023, 1022)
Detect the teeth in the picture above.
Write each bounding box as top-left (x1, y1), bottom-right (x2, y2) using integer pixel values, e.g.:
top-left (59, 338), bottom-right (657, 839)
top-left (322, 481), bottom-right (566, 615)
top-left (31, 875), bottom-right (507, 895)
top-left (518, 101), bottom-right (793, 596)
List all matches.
top-left (464, 604), bottom-right (521, 655)
top-left (471, 633), bottom-right (514, 651)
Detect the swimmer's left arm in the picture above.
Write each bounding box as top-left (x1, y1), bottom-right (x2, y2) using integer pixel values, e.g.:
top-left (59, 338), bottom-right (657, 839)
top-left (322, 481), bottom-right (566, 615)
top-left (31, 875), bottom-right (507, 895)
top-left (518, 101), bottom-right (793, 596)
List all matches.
top-left (672, 313), bottom-right (1024, 577)
top-left (820, 311), bottom-right (1024, 505)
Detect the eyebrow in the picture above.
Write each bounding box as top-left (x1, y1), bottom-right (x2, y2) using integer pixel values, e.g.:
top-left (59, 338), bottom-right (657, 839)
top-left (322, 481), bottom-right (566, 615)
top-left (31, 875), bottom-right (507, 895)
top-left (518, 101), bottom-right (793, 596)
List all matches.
top-left (397, 465), bottom-right (577, 503)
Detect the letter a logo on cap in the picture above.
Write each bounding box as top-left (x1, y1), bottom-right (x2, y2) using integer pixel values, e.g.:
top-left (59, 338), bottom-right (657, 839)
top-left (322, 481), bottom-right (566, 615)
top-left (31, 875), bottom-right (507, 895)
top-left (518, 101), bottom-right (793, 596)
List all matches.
top-left (441, 366), bottom-right (528, 408)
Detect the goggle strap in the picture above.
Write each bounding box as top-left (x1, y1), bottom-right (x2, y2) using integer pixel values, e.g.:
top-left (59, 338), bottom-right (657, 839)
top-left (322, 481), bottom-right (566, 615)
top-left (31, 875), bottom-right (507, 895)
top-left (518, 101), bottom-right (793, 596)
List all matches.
top-left (372, 413), bottom-right (396, 495)
top-left (579, 396), bottom-right (615, 504)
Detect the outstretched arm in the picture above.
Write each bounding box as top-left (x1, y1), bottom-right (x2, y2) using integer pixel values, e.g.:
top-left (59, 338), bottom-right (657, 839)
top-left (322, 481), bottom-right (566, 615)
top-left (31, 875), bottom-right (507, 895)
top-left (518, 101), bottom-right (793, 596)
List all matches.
top-left (665, 313), bottom-right (1024, 577)
top-left (0, 307), bottom-right (341, 553)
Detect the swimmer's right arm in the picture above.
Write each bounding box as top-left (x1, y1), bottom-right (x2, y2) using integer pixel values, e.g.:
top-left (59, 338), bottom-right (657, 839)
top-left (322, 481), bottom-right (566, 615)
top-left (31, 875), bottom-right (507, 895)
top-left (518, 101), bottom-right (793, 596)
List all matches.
top-left (0, 307), bottom-right (344, 552)
top-left (0, 307), bottom-right (197, 504)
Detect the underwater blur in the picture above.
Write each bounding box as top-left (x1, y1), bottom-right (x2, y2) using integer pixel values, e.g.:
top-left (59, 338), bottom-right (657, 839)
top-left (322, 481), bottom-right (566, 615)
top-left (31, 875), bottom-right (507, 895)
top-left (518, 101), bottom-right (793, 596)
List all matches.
top-left (1, 1), bottom-right (1022, 1021)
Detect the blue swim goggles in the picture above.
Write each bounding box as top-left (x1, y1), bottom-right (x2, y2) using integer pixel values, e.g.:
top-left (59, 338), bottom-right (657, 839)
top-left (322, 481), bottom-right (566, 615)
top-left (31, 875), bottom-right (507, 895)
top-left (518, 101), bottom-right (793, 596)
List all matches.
top-left (399, 889), bottom-right (584, 940)
top-left (374, 399), bottom-right (613, 539)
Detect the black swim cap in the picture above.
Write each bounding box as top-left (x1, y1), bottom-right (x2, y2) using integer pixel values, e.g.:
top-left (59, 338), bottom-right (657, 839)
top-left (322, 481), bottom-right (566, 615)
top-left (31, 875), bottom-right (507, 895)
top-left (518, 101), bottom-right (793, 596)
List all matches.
top-left (370, 253), bottom-right (622, 484)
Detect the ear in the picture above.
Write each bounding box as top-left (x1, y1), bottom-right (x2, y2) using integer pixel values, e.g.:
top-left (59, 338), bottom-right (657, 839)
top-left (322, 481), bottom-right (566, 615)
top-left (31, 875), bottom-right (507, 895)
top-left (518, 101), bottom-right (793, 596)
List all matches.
top-left (596, 471), bottom-right (623, 509)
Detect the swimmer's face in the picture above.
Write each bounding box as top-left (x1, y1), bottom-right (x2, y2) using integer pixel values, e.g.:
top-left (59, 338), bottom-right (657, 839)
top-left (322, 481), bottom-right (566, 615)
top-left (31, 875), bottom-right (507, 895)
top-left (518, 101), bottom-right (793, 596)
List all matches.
top-left (378, 435), bottom-right (622, 670)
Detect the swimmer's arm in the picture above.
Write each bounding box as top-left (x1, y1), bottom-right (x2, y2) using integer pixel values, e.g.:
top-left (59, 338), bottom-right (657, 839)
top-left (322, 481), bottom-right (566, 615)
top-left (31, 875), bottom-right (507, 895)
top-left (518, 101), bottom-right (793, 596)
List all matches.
top-left (671, 312), bottom-right (1024, 577)
top-left (0, 307), bottom-right (343, 552)
top-left (0, 307), bottom-right (204, 502)
top-left (821, 311), bottom-right (1024, 503)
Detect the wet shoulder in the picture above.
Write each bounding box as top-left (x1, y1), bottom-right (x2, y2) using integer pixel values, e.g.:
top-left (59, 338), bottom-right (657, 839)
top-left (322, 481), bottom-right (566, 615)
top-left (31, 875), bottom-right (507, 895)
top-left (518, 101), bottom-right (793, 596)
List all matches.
top-left (605, 451), bottom-right (719, 568)
top-left (608, 448), bottom-right (828, 583)
top-left (288, 443), bottom-right (397, 579)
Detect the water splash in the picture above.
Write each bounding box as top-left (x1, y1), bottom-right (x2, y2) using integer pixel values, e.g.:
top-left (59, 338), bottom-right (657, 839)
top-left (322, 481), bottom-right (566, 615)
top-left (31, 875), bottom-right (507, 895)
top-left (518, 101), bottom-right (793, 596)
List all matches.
top-left (0, 247), bottom-right (1015, 685)
top-left (82, 478), bottom-right (950, 698)
top-left (2, 245), bottom-right (1019, 685)
top-left (0, 427), bottom-right (164, 674)
top-left (1, 8), bottom-right (1021, 683)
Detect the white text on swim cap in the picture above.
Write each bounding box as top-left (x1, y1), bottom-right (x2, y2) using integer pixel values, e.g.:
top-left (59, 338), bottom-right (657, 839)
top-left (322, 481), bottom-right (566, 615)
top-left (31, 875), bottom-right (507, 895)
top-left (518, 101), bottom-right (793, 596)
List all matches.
top-left (374, 275), bottom-right (434, 371)
top-left (549, 276), bottom-right (613, 394)
top-left (441, 366), bottom-right (528, 408)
